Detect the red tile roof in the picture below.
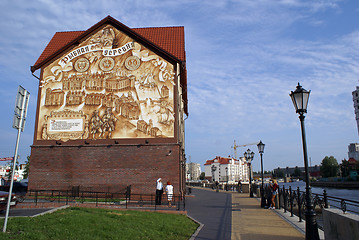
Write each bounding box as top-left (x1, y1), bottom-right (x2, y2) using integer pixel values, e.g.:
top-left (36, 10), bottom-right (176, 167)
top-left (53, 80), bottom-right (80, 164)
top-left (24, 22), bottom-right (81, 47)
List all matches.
top-left (31, 16), bottom-right (188, 114)
top-left (133, 26), bottom-right (185, 62)
top-left (204, 156), bottom-right (239, 165)
top-left (348, 158), bottom-right (357, 164)
top-left (33, 27), bottom-right (185, 68)
top-left (34, 31), bottom-right (85, 67)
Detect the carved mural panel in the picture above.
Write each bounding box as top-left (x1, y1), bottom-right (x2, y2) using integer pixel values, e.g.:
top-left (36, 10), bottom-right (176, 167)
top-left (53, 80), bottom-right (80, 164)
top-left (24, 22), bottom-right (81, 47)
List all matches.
top-left (37, 25), bottom-right (175, 141)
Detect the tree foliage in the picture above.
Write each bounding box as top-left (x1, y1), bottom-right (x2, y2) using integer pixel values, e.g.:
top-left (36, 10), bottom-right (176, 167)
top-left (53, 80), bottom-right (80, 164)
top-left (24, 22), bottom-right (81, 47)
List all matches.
top-left (293, 166), bottom-right (302, 178)
top-left (320, 156), bottom-right (339, 178)
top-left (23, 156), bottom-right (30, 179)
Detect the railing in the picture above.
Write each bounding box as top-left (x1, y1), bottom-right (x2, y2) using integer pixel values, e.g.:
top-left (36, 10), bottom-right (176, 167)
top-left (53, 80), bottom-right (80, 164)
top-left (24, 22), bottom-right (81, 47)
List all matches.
top-left (274, 185), bottom-right (359, 230)
top-left (187, 182), bottom-right (240, 192)
top-left (20, 186), bottom-right (185, 211)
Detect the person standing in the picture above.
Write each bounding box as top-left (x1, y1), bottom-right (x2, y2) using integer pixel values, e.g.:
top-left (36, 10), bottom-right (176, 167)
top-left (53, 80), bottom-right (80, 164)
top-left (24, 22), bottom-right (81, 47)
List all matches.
top-left (269, 179), bottom-right (278, 209)
top-left (165, 181), bottom-right (174, 208)
top-left (155, 178), bottom-right (164, 205)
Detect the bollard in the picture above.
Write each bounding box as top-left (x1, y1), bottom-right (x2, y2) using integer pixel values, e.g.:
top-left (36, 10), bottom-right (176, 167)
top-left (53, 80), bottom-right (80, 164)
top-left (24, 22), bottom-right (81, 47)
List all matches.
top-left (323, 189), bottom-right (328, 208)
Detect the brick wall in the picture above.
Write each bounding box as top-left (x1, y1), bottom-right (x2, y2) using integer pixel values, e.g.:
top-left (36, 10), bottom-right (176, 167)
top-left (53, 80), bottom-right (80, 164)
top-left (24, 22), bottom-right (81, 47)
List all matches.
top-left (29, 144), bottom-right (182, 195)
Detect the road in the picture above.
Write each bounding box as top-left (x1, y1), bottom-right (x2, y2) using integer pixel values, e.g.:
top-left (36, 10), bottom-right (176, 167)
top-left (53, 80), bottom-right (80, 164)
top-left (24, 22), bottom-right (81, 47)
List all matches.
top-left (0, 208), bottom-right (54, 217)
top-left (186, 188), bottom-right (232, 240)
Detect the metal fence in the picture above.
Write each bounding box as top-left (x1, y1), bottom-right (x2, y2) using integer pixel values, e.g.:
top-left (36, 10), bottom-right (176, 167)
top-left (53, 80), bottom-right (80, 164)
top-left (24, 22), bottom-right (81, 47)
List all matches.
top-left (275, 185), bottom-right (359, 230)
top-left (20, 186), bottom-right (185, 211)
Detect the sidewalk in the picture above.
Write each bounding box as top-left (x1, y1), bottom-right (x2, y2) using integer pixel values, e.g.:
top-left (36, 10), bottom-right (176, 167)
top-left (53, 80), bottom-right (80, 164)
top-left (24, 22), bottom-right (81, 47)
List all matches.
top-left (231, 192), bottom-right (304, 240)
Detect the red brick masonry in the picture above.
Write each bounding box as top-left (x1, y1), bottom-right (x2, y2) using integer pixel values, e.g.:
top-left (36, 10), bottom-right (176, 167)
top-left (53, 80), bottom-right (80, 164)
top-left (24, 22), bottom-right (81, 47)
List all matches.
top-left (29, 144), bottom-right (181, 194)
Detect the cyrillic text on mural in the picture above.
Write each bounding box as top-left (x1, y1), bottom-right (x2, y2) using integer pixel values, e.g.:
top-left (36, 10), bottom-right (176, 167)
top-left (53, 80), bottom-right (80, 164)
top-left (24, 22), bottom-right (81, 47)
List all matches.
top-left (42, 109), bottom-right (89, 141)
top-left (38, 25), bottom-right (175, 141)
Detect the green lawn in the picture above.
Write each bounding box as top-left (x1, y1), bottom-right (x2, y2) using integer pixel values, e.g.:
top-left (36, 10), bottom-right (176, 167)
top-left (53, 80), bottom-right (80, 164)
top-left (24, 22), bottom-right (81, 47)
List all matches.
top-left (0, 207), bottom-right (198, 240)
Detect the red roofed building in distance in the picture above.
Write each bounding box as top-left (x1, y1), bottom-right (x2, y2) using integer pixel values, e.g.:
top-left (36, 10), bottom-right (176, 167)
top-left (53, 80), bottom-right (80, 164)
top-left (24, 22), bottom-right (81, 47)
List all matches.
top-left (204, 156), bottom-right (249, 183)
top-left (29, 16), bottom-right (187, 195)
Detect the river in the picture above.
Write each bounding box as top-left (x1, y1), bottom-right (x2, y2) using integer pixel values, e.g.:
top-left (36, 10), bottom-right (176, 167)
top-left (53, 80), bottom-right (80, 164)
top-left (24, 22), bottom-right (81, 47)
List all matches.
top-left (279, 181), bottom-right (359, 201)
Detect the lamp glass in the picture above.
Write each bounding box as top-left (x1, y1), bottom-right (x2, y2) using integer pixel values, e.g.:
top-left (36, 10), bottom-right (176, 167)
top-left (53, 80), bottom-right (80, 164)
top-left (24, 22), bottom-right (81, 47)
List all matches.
top-left (290, 83), bottom-right (310, 113)
top-left (257, 141), bottom-right (265, 153)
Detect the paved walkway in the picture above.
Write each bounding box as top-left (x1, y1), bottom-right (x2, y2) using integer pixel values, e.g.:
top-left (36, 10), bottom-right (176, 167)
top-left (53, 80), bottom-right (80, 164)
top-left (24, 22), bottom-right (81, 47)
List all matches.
top-left (231, 192), bottom-right (304, 240)
top-left (186, 188), bottom-right (306, 240)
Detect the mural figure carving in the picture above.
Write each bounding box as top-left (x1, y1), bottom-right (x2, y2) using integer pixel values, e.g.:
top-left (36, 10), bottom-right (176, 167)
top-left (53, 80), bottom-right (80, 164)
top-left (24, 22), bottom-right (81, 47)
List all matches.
top-left (90, 110), bottom-right (103, 139)
top-left (102, 108), bottom-right (117, 138)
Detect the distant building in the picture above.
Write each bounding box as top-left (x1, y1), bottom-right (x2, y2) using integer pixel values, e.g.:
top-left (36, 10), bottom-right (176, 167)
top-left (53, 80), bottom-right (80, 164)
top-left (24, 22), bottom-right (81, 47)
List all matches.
top-left (204, 156), bottom-right (246, 183)
top-left (0, 164), bottom-right (26, 181)
top-left (186, 162), bottom-right (201, 181)
top-left (273, 165), bottom-right (320, 178)
top-left (352, 86), bottom-right (359, 135)
top-left (348, 143), bottom-right (359, 161)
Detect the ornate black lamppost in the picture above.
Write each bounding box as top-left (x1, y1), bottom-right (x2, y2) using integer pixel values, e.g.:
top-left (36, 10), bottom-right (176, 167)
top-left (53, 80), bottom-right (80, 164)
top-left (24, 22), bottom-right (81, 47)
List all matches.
top-left (257, 140), bottom-right (265, 208)
top-left (244, 149), bottom-right (254, 197)
top-left (211, 165), bottom-right (217, 182)
top-left (290, 83), bottom-right (319, 240)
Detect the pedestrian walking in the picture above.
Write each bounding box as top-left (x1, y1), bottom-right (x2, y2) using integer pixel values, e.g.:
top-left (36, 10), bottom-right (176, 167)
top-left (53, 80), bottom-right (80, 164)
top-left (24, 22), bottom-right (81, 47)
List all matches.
top-left (155, 178), bottom-right (164, 205)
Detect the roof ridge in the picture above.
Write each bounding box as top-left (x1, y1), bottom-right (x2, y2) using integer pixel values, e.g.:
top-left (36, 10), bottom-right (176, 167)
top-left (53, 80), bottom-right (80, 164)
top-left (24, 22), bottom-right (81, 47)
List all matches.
top-left (132, 26), bottom-right (184, 29)
top-left (55, 30), bottom-right (86, 33)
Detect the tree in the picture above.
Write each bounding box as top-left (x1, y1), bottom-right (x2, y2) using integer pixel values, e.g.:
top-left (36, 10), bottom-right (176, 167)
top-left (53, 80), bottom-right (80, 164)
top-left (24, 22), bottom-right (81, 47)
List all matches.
top-left (293, 166), bottom-right (302, 178)
top-left (273, 169), bottom-right (284, 178)
top-left (340, 159), bottom-right (350, 177)
top-left (320, 156), bottom-right (339, 178)
top-left (199, 172), bottom-right (205, 180)
top-left (23, 156), bottom-right (30, 179)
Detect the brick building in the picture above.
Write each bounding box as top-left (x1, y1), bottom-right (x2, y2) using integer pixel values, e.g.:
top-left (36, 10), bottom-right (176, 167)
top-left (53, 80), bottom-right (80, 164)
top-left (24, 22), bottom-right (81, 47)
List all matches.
top-left (29, 16), bottom-right (188, 195)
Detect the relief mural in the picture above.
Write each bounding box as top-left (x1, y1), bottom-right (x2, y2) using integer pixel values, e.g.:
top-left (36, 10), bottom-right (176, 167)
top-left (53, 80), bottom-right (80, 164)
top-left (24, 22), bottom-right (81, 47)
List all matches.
top-left (37, 25), bottom-right (175, 141)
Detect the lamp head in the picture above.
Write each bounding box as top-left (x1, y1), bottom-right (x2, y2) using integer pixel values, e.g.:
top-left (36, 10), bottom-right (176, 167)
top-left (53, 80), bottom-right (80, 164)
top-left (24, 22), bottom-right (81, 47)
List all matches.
top-left (289, 82), bottom-right (310, 114)
top-left (257, 140), bottom-right (265, 153)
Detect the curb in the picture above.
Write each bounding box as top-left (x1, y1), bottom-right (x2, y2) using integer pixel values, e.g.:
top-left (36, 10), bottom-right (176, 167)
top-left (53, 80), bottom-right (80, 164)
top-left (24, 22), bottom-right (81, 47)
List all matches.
top-left (186, 214), bottom-right (204, 240)
top-left (31, 205), bottom-right (70, 217)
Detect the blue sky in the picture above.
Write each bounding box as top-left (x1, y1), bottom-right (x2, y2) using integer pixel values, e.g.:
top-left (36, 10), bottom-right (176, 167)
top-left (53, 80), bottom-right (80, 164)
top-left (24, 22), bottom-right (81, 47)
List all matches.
top-left (0, 0), bottom-right (358, 172)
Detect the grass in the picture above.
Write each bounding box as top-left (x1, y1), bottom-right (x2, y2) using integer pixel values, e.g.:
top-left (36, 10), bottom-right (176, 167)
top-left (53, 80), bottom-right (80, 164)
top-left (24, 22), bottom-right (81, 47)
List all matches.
top-left (0, 207), bottom-right (198, 240)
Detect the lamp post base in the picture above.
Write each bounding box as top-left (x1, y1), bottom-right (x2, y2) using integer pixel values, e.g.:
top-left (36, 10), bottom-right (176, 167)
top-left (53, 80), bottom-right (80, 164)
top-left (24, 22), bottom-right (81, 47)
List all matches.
top-left (261, 196), bottom-right (266, 208)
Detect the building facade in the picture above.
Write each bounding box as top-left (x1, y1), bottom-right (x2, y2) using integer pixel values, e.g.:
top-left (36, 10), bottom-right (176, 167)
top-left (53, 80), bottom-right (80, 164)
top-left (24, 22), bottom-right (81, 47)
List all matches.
top-left (204, 156), bottom-right (247, 183)
top-left (29, 16), bottom-right (188, 195)
top-left (348, 143), bottom-right (359, 161)
top-left (353, 86), bottom-right (359, 135)
top-left (186, 162), bottom-right (201, 181)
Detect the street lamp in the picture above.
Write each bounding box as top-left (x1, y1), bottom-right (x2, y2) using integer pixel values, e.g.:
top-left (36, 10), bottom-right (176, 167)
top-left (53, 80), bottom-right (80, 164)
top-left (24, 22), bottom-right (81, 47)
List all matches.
top-left (225, 167), bottom-right (228, 182)
top-left (290, 83), bottom-right (319, 240)
top-left (244, 149), bottom-right (254, 197)
top-left (257, 140), bottom-right (265, 208)
top-left (211, 165), bottom-right (217, 183)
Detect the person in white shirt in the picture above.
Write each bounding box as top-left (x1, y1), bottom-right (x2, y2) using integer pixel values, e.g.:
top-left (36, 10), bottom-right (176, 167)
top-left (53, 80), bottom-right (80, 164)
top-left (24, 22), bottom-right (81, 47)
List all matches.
top-left (165, 181), bottom-right (174, 208)
top-left (155, 178), bottom-right (163, 205)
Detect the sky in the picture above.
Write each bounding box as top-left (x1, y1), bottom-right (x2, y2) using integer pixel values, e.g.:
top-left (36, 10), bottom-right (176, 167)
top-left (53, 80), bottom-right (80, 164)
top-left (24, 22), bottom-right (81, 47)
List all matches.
top-left (0, 0), bottom-right (358, 173)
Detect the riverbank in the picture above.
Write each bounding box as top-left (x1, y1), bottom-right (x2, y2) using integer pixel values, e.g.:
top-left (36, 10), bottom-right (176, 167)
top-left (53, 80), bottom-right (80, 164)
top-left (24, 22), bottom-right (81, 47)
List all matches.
top-left (311, 181), bottom-right (359, 189)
